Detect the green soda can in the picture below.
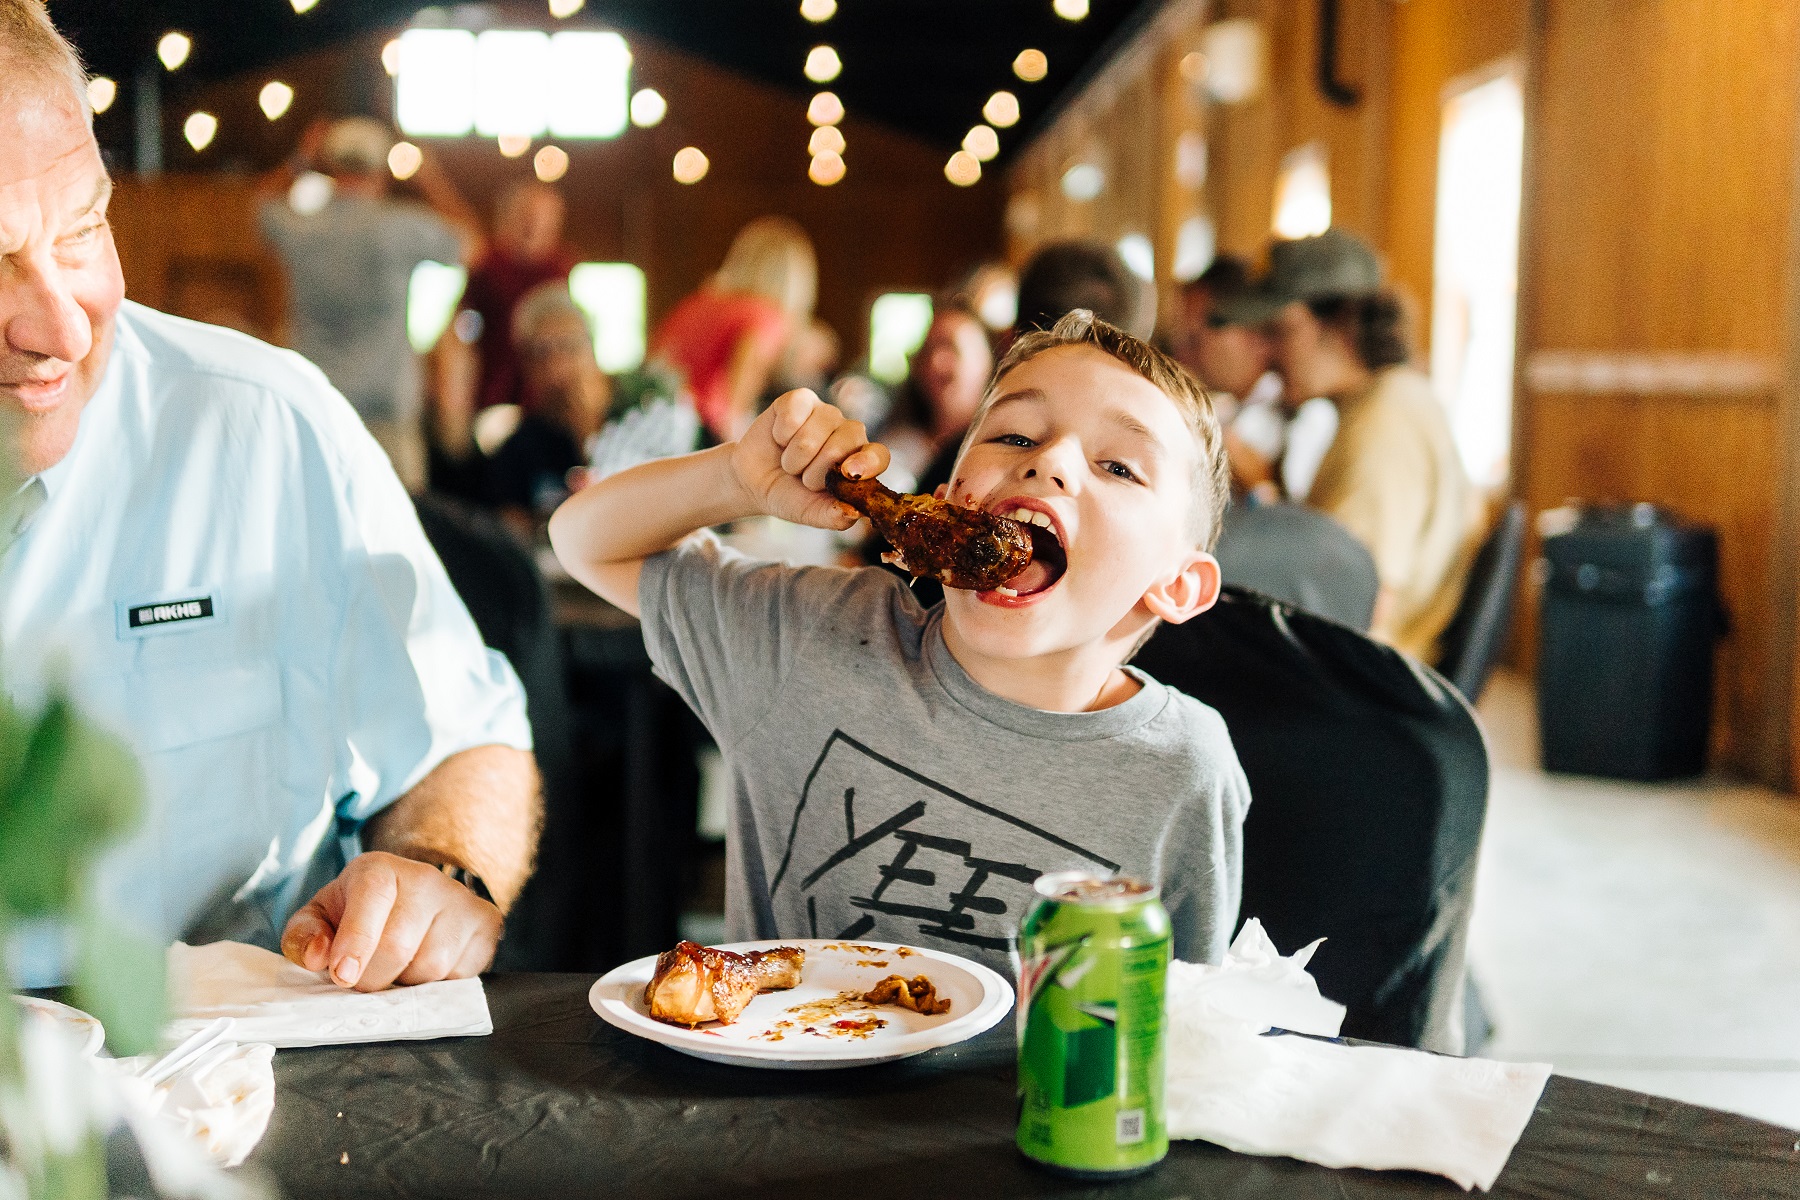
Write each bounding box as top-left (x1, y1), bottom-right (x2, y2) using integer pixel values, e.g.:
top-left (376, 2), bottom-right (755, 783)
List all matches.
top-left (1015, 871), bottom-right (1171, 1178)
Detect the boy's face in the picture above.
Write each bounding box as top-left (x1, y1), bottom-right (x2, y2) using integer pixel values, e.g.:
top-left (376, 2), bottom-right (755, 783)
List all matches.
top-left (940, 345), bottom-right (1220, 662)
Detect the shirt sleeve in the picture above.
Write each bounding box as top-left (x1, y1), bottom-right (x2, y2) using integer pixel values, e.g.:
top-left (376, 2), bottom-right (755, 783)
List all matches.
top-left (321, 403), bottom-right (532, 820)
top-left (637, 536), bottom-right (850, 752)
top-left (1157, 709), bottom-right (1251, 966)
top-left (393, 205), bottom-right (464, 268)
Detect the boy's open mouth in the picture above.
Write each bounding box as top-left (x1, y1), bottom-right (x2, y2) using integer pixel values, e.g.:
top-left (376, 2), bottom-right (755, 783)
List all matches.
top-left (988, 508), bottom-right (1067, 598)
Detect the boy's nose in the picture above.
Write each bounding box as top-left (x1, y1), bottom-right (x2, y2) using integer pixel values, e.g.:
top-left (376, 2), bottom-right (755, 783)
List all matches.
top-left (1023, 467), bottom-right (1066, 490)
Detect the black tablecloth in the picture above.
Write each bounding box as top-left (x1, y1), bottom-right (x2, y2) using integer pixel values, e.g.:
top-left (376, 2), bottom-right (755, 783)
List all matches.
top-left (252, 974), bottom-right (1800, 1199)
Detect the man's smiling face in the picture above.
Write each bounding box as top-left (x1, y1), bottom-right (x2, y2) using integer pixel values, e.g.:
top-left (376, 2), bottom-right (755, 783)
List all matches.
top-left (0, 72), bottom-right (123, 475)
top-left (940, 344), bottom-right (1216, 663)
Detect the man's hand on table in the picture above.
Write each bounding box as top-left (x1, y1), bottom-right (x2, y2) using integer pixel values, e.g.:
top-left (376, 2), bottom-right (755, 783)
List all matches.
top-left (280, 851), bottom-right (502, 991)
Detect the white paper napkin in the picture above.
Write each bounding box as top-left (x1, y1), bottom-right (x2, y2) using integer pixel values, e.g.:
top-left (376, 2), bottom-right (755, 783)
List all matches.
top-left (1165, 920), bottom-right (1551, 1192)
top-left (116, 1040), bottom-right (277, 1169)
top-left (165, 941), bottom-right (492, 1049)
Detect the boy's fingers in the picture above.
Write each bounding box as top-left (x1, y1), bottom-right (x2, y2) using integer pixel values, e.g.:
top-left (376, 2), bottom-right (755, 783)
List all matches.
top-left (800, 422), bottom-right (871, 491)
top-left (778, 405), bottom-right (843, 479)
top-left (766, 389), bottom-right (819, 447)
top-left (840, 441), bottom-right (889, 482)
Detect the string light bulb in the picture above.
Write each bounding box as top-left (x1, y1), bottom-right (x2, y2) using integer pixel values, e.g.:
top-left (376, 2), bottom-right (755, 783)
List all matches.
top-left (381, 39), bottom-right (401, 76)
top-left (259, 81), bottom-right (294, 121)
top-left (497, 134), bottom-right (532, 158)
top-left (1053, 0), bottom-right (1089, 19)
top-left (800, 0), bottom-right (836, 21)
top-left (809, 150), bottom-right (845, 186)
top-left (963, 124), bottom-right (999, 162)
top-left (183, 111), bottom-right (217, 151)
top-left (87, 76), bottom-right (117, 114)
top-left (1013, 49), bottom-right (1048, 82)
top-left (804, 45), bottom-right (842, 83)
top-left (157, 32), bottom-right (192, 72)
top-left (549, 0), bottom-right (585, 16)
top-left (388, 141), bottom-right (423, 180)
top-left (945, 151), bottom-right (981, 187)
top-left (291, 0), bottom-right (320, 12)
top-left (808, 125), bottom-right (845, 155)
top-left (807, 91), bottom-right (844, 126)
top-left (534, 144), bottom-right (570, 182)
top-left (672, 146), bottom-right (709, 184)
top-left (630, 88), bottom-right (667, 127)
top-left (983, 90), bottom-right (1020, 128)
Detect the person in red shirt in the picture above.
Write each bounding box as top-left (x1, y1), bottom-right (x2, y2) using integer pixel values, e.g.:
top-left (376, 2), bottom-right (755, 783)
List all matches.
top-left (648, 216), bottom-right (816, 442)
top-left (461, 181), bottom-right (577, 413)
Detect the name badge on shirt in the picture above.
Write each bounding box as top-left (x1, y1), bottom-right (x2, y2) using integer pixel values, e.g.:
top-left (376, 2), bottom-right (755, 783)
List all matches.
top-left (118, 594), bottom-right (220, 638)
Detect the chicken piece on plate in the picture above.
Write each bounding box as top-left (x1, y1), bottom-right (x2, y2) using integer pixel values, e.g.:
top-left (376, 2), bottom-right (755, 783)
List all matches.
top-left (862, 974), bottom-right (952, 1015)
top-left (828, 471), bottom-right (1050, 594)
top-left (643, 942), bottom-right (805, 1027)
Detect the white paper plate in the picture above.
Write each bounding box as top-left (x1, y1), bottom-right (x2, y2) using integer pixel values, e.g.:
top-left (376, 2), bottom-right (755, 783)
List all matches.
top-left (589, 939), bottom-right (1014, 1070)
top-left (12, 995), bottom-right (106, 1057)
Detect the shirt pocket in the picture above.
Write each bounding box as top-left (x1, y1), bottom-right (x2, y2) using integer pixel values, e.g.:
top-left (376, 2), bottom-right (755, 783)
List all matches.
top-left (80, 660), bottom-right (284, 755)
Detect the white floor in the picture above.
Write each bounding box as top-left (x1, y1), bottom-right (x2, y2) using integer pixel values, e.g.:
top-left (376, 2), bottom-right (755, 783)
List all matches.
top-left (1469, 672), bottom-right (1800, 1131)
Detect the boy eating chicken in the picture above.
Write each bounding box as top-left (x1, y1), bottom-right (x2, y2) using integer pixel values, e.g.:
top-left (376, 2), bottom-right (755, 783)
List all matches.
top-left (550, 311), bottom-right (1250, 974)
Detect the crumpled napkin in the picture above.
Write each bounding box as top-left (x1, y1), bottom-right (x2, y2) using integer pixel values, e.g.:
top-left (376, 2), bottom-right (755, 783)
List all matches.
top-left (115, 1041), bottom-right (277, 1169)
top-left (1165, 920), bottom-right (1551, 1192)
top-left (165, 941), bottom-right (492, 1049)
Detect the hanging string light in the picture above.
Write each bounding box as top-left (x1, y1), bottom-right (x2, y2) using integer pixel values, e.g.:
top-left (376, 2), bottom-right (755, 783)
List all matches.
top-left (1053, 0), bottom-right (1089, 19)
top-left (291, 0), bottom-right (320, 13)
top-left (963, 124), bottom-right (999, 162)
top-left (157, 32), bottom-right (191, 71)
top-left (183, 111), bottom-right (217, 151)
top-left (381, 39), bottom-right (401, 76)
top-left (534, 145), bottom-right (570, 182)
top-left (497, 134), bottom-right (532, 158)
top-left (87, 76), bottom-right (117, 114)
top-left (549, 0), bottom-right (585, 16)
top-left (630, 88), bottom-right (667, 127)
top-left (673, 146), bottom-right (709, 183)
top-left (800, 0), bottom-right (836, 21)
top-left (259, 82), bottom-right (294, 121)
top-left (807, 91), bottom-right (844, 126)
top-left (388, 141), bottom-right (423, 180)
top-left (983, 90), bottom-right (1020, 128)
top-left (945, 150), bottom-right (981, 187)
top-left (804, 45), bottom-right (842, 83)
top-left (1013, 49), bottom-right (1048, 82)
top-left (808, 125), bottom-right (845, 155)
top-left (809, 150), bottom-right (845, 186)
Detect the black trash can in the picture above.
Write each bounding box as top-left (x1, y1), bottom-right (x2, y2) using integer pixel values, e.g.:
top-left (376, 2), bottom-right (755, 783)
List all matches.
top-left (1537, 505), bottom-right (1719, 780)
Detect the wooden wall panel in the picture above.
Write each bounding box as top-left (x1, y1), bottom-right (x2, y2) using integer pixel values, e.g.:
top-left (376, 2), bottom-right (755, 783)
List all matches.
top-left (109, 31), bottom-right (1004, 360)
top-left (1516, 0), bottom-right (1800, 778)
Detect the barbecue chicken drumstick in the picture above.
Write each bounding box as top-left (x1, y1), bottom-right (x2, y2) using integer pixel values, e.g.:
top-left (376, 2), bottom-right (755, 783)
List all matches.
top-left (828, 471), bottom-right (1034, 592)
top-left (644, 941), bottom-right (805, 1027)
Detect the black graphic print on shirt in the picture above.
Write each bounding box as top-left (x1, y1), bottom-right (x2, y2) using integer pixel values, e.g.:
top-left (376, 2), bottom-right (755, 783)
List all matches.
top-left (769, 730), bottom-right (1118, 953)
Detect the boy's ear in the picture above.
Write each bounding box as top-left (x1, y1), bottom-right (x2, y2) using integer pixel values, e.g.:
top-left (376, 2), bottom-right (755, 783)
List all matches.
top-left (1142, 550), bottom-right (1222, 625)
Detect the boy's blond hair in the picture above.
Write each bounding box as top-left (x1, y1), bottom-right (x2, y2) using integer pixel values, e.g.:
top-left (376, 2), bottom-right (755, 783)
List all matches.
top-left (957, 309), bottom-right (1231, 550)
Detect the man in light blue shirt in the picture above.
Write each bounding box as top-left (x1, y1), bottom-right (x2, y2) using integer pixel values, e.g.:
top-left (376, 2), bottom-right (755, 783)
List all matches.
top-left (0, 4), bottom-right (540, 991)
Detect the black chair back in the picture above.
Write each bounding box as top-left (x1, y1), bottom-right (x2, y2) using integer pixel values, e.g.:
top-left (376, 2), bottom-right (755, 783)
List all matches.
top-left (1214, 502), bottom-right (1380, 632)
top-left (1435, 501), bottom-right (1528, 705)
top-left (1135, 587), bottom-right (1489, 1052)
top-left (414, 494), bottom-right (576, 970)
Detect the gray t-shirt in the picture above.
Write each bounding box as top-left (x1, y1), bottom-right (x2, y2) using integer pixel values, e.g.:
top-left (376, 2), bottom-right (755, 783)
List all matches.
top-left (639, 537), bottom-right (1252, 977)
top-left (259, 194), bottom-right (461, 423)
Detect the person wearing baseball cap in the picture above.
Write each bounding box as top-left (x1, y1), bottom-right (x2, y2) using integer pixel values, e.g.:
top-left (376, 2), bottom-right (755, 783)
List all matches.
top-left (1257, 230), bottom-right (1481, 663)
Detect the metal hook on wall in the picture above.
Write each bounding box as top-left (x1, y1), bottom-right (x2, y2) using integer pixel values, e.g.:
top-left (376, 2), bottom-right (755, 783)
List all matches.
top-left (1317, 0), bottom-right (1362, 107)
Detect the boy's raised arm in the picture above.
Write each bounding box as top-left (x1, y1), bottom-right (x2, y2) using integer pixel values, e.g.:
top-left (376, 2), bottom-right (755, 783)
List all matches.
top-left (548, 389), bottom-right (888, 617)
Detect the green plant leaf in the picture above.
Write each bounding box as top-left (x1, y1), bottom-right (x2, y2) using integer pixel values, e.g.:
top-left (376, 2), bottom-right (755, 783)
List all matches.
top-left (70, 903), bottom-right (164, 1059)
top-left (0, 699), bottom-right (142, 917)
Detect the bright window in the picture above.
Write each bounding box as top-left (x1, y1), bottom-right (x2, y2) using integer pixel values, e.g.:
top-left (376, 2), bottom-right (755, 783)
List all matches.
top-left (569, 262), bottom-right (647, 372)
top-left (396, 30), bottom-right (476, 137)
top-left (550, 32), bottom-right (632, 138)
top-left (475, 31), bottom-right (551, 136)
top-left (1272, 142), bottom-right (1331, 239)
top-left (1431, 67), bottom-right (1524, 488)
top-left (868, 293), bottom-right (934, 385)
top-left (406, 261), bottom-right (468, 353)
top-left (397, 28), bottom-right (630, 140)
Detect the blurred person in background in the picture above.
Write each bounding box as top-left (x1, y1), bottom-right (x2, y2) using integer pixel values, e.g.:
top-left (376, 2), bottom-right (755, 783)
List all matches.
top-left (461, 181), bottom-right (576, 415)
top-left (3, 1), bottom-right (537, 990)
top-left (876, 297), bottom-right (992, 491)
top-left (1012, 239), bottom-right (1151, 341)
top-left (258, 116), bottom-right (481, 492)
top-left (485, 285), bottom-right (612, 540)
top-left (1258, 230), bottom-right (1479, 659)
top-left (648, 215), bottom-right (817, 443)
top-left (1178, 255), bottom-right (1339, 504)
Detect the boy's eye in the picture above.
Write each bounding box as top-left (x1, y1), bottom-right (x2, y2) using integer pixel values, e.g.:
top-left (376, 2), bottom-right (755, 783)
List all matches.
top-left (1101, 460), bottom-right (1141, 483)
top-left (991, 433), bottom-right (1036, 448)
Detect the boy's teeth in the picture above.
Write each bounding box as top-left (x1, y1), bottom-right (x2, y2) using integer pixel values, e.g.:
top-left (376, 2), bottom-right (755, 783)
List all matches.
top-left (994, 586), bottom-right (1018, 597)
top-left (1004, 507), bottom-right (1055, 530)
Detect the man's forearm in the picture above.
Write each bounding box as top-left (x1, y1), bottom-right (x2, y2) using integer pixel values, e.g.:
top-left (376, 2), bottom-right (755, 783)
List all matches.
top-left (364, 744), bottom-right (541, 912)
